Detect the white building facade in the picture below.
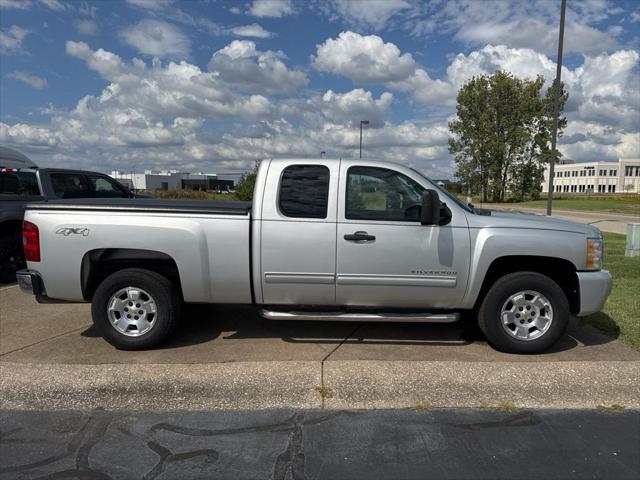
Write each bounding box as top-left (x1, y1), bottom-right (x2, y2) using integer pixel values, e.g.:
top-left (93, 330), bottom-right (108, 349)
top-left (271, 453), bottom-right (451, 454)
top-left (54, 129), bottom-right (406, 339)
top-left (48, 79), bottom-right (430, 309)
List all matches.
top-left (542, 159), bottom-right (640, 194)
top-left (111, 170), bottom-right (188, 190)
top-left (110, 170), bottom-right (238, 192)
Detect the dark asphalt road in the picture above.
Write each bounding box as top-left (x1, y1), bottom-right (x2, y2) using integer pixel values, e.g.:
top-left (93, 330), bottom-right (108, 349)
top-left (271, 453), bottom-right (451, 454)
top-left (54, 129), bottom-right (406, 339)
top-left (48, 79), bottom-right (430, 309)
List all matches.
top-left (1, 409), bottom-right (638, 479)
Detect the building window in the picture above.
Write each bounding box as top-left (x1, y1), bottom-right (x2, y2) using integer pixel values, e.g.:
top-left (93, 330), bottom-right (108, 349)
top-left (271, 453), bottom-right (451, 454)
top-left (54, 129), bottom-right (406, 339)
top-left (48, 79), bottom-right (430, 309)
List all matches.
top-left (626, 166), bottom-right (640, 177)
top-left (278, 165), bottom-right (330, 219)
top-left (610, 170), bottom-right (617, 176)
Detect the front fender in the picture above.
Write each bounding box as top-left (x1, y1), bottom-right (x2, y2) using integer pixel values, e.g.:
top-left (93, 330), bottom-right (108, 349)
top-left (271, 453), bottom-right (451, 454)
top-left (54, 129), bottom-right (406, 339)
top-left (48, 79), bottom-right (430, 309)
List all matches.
top-left (461, 227), bottom-right (585, 308)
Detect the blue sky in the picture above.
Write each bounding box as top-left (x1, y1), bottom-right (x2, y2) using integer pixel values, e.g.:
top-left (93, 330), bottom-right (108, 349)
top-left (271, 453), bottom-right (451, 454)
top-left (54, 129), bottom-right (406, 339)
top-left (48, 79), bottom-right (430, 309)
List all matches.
top-left (1, 0), bottom-right (639, 178)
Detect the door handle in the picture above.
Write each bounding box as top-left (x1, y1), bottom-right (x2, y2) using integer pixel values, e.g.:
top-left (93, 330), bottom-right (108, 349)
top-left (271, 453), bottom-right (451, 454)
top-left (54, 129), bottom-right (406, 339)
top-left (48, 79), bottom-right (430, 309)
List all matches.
top-left (344, 231), bottom-right (376, 242)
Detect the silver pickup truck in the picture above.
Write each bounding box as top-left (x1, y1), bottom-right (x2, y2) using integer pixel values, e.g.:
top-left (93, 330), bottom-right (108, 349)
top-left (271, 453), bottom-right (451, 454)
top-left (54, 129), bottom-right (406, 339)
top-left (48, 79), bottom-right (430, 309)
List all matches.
top-left (17, 158), bottom-right (612, 354)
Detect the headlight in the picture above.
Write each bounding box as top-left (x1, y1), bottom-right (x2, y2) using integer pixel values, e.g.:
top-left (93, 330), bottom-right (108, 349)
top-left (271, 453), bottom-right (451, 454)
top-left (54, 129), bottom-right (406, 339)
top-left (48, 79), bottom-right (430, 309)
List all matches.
top-left (586, 237), bottom-right (603, 270)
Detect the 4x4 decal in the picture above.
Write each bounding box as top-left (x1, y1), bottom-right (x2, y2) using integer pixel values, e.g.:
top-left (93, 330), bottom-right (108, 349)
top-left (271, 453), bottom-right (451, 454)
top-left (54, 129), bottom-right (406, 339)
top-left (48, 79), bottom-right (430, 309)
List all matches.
top-left (56, 227), bottom-right (90, 237)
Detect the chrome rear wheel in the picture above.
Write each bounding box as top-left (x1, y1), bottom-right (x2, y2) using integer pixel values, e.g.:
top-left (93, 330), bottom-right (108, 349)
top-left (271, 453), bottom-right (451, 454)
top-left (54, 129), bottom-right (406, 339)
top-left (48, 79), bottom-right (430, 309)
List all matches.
top-left (107, 286), bottom-right (158, 337)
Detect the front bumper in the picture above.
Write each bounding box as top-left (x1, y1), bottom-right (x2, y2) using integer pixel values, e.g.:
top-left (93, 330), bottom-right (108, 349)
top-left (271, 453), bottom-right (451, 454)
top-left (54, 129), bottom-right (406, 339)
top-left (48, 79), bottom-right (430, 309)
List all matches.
top-left (576, 270), bottom-right (612, 317)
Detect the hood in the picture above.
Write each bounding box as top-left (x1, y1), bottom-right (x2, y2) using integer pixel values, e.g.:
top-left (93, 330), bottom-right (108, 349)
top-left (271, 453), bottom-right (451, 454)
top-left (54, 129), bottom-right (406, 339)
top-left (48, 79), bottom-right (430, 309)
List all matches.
top-left (467, 209), bottom-right (602, 237)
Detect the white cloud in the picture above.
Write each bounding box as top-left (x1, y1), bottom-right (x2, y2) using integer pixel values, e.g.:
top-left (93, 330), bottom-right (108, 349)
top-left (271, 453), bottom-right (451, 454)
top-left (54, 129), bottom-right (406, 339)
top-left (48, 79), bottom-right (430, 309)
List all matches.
top-left (208, 40), bottom-right (307, 94)
top-left (65, 41), bottom-right (272, 120)
top-left (125, 0), bottom-right (174, 10)
top-left (120, 19), bottom-right (190, 59)
top-left (230, 23), bottom-right (274, 39)
top-left (0, 25), bottom-right (29, 54)
top-left (249, 0), bottom-right (292, 18)
top-left (455, 18), bottom-right (618, 56)
top-left (317, 89), bottom-right (393, 127)
top-left (0, 0), bottom-right (30, 8)
top-left (407, 0), bottom-right (621, 56)
top-left (75, 19), bottom-right (99, 36)
top-left (560, 121), bottom-right (640, 162)
top-left (38, 0), bottom-right (64, 10)
top-left (320, 0), bottom-right (410, 30)
top-left (0, 0), bottom-right (64, 10)
top-left (7, 71), bottom-right (47, 89)
top-left (313, 31), bottom-right (416, 83)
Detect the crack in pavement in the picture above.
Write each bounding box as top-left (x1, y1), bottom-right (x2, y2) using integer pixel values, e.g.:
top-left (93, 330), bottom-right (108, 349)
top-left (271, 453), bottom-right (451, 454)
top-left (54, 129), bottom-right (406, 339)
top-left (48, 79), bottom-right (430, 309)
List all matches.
top-left (1, 408), bottom-right (113, 479)
top-left (318, 323), bottom-right (361, 409)
top-left (0, 325), bottom-right (88, 357)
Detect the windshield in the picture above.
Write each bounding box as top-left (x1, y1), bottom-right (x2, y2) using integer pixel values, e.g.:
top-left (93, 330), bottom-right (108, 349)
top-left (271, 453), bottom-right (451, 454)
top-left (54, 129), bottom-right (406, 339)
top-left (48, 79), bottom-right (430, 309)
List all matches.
top-left (410, 168), bottom-right (473, 213)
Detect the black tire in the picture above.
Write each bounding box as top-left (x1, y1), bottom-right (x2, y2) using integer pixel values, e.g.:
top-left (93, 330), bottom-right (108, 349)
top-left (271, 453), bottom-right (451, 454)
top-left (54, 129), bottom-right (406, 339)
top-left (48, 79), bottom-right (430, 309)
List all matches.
top-left (478, 271), bottom-right (570, 354)
top-left (91, 268), bottom-right (181, 350)
top-left (0, 233), bottom-right (25, 284)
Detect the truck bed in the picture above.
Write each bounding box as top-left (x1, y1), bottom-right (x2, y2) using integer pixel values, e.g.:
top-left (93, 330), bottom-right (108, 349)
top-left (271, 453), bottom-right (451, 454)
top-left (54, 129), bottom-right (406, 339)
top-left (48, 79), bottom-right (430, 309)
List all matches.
top-left (25, 197), bottom-right (252, 215)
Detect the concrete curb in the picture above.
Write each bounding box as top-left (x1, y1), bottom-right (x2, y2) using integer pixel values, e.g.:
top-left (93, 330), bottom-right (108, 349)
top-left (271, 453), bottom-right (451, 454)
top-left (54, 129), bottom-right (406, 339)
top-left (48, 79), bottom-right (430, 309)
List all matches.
top-left (323, 360), bottom-right (640, 409)
top-left (2, 360), bottom-right (639, 411)
top-left (0, 362), bottom-right (322, 410)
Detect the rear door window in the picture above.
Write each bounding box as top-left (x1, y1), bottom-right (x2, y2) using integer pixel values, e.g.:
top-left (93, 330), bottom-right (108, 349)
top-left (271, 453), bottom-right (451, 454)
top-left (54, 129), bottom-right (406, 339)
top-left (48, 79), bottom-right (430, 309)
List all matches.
top-left (278, 165), bottom-right (330, 219)
top-left (50, 173), bottom-right (92, 198)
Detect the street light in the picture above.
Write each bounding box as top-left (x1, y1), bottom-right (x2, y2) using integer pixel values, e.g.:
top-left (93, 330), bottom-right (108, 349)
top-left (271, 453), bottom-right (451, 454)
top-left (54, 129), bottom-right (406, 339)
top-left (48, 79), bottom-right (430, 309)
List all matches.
top-left (546, 0), bottom-right (566, 216)
top-left (359, 120), bottom-right (369, 158)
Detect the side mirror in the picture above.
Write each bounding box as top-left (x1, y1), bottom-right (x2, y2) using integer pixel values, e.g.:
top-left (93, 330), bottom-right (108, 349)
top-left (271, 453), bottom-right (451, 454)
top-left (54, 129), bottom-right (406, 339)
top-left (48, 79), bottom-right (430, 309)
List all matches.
top-left (421, 189), bottom-right (441, 225)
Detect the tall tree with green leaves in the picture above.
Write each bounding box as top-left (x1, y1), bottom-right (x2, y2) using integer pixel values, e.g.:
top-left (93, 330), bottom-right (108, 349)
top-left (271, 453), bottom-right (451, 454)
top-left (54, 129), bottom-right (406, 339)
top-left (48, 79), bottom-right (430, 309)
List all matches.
top-left (235, 161), bottom-right (259, 201)
top-left (448, 71), bottom-right (567, 202)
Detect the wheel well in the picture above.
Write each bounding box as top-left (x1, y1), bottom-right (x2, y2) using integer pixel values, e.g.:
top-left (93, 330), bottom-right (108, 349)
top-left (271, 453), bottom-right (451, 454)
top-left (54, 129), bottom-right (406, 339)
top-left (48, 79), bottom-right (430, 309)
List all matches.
top-left (0, 220), bottom-right (22, 238)
top-left (475, 256), bottom-right (580, 314)
top-left (81, 248), bottom-right (182, 301)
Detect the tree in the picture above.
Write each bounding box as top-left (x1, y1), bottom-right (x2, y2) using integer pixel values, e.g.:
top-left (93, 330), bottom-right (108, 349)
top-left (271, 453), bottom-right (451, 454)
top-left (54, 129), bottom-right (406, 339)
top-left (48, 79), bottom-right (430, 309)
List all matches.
top-left (448, 71), bottom-right (567, 202)
top-left (235, 161), bottom-right (259, 201)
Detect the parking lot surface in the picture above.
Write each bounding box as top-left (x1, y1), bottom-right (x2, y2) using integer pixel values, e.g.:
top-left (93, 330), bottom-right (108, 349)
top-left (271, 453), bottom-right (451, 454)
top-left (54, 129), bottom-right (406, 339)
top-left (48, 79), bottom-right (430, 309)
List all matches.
top-left (1, 408), bottom-right (639, 480)
top-left (1, 285), bottom-right (639, 410)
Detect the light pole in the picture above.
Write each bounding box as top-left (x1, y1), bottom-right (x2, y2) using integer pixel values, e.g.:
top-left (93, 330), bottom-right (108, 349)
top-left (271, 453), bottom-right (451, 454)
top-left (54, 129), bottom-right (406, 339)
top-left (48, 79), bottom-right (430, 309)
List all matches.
top-left (546, 0), bottom-right (566, 216)
top-left (359, 120), bottom-right (369, 158)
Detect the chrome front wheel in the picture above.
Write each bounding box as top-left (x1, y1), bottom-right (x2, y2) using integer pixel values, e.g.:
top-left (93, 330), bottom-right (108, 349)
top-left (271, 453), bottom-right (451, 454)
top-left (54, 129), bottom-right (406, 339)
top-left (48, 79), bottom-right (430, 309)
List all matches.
top-left (500, 290), bottom-right (553, 341)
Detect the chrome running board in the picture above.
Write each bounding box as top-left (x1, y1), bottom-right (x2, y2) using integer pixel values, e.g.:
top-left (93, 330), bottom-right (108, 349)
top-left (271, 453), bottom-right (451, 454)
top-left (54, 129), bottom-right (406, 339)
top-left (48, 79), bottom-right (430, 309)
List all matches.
top-left (259, 309), bottom-right (459, 323)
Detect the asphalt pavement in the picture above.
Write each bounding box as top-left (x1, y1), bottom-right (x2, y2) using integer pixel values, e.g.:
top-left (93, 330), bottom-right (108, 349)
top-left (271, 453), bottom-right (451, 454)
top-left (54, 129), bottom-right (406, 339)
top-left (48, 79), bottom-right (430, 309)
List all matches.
top-left (1, 408), bottom-right (638, 479)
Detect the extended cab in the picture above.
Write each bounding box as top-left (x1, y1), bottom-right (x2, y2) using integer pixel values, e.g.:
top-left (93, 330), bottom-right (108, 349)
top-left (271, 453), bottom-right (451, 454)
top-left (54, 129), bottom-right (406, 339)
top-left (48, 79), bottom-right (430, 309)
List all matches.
top-left (16, 158), bottom-right (612, 353)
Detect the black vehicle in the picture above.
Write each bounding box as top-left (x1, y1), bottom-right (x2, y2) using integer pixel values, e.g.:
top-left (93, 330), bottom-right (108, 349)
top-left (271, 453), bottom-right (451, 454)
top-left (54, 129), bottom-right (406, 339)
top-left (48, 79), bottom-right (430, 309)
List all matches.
top-left (0, 167), bottom-right (135, 282)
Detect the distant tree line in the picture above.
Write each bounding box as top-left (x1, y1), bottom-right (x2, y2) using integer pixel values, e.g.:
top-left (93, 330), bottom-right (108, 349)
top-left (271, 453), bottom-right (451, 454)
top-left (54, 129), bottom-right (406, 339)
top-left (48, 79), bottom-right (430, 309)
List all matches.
top-left (449, 71), bottom-right (568, 202)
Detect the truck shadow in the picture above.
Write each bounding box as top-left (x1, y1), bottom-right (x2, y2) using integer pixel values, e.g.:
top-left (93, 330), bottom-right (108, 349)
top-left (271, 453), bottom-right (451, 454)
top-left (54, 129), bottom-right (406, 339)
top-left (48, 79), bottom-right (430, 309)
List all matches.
top-left (122, 304), bottom-right (621, 353)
